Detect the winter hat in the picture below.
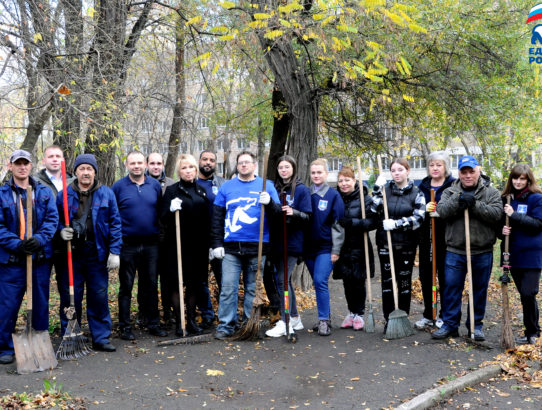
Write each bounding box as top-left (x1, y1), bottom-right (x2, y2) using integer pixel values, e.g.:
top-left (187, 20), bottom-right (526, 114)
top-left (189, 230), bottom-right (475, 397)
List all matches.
top-left (73, 154), bottom-right (98, 174)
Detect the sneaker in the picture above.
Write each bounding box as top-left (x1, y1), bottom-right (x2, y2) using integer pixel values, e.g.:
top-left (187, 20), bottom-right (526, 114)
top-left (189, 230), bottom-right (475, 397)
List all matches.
top-left (266, 320), bottom-right (286, 337)
top-left (214, 331), bottom-right (231, 340)
top-left (516, 335), bottom-right (537, 345)
top-left (435, 318), bottom-right (444, 329)
top-left (0, 354), bottom-right (14, 365)
top-left (468, 329), bottom-right (485, 342)
top-left (431, 327), bottom-right (459, 340)
top-left (341, 313), bottom-right (355, 329)
top-left (414, 317), bottom-right (434, 330)
top-left (352, 315), bottom-right (364, 331)
top-left (289, 316), bottom-right (304, 331)
top-left (318, 320), bottom-right (332, 336)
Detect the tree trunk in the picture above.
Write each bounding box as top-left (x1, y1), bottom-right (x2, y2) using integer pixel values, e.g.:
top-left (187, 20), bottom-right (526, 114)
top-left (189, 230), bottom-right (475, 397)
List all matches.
top-left (165, 16), bottom-right (186, 179)
top-left (267, 87), bottom-right (290, 180)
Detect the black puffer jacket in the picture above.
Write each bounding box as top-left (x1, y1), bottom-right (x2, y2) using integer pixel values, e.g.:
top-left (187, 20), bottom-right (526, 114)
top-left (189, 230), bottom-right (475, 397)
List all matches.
top-left (333, 183), bottom-right (377, 280)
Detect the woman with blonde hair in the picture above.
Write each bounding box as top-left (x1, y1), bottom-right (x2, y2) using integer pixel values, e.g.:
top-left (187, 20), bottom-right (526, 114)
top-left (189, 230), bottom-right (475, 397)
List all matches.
top-left (161, 154), bottom-right (211, 336)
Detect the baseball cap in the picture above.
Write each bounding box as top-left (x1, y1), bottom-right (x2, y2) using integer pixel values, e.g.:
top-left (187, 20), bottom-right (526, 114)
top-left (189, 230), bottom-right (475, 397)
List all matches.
top-left (10, 149), bottom-right (32, 163)
top-left (458, 155), bottom-right (478, 170)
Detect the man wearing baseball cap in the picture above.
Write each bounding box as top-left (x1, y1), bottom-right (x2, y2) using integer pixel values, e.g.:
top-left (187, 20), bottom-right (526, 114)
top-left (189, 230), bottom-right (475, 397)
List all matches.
top-left (431, 155), bottom-right (502, 341)
top-left (0, 149), bottom-right (58, 365)
top-left (56, 153), bottom-right (122, 352)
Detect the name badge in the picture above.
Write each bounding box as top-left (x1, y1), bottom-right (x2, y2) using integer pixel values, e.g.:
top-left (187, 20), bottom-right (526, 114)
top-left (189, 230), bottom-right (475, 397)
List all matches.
top-left (212, 186), bottom-right (218, 195)
top-left (318, 200), bottom-right (328, 211)
top-left (517, 204), bottom-right (528, 214)
top-left (286, 194), bottom-right (294, 206)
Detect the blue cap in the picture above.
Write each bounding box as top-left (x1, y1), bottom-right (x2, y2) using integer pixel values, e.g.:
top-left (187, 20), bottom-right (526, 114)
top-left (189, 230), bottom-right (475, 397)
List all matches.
top-left (73, 154), bottom-right (98, 174)
top-left (458, 155), bottom-right (478, 170)
top-left (10, 149), bottom-right (32, 163)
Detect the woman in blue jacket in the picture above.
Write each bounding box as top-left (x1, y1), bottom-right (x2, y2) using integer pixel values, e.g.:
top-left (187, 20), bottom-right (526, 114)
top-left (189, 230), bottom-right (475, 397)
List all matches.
top-left (501, 164), bottom-right (542, 345)
top-left (304, 158), bottom-right (344, 336)
top-left (266, 155), bottom-right (312, 337)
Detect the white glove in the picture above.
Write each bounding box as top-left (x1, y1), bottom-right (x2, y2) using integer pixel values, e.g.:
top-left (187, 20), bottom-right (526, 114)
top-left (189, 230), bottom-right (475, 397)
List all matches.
top-left (429, 211), bottom-right (439, 218)
top-left (170, 198), bottom-right (182, 212)
top-left (383, 219), bottom-right (397, 231)
top-left (375, 175), bottom-right (387, 188)
top-left (209, 248), bottom-right (215, 261)
top-left (107, 253), bottom-right (120, 270)
top-left (259, 191), bottom-right (271, 205)
top-left (60, 227), bottom-right (74, 241)
top-left (212, 247), bottom-right (225, 260)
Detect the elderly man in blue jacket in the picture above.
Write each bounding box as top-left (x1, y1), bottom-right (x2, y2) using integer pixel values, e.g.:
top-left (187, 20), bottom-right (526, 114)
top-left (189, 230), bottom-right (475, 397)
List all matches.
top-left (0, 150), bottom-right (58, 365)
top-left (56, 154), bottom-right (122, 352)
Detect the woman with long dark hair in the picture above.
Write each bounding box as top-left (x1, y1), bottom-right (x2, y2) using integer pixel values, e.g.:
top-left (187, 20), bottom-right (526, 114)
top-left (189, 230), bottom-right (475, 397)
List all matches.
top-left (501, 164), bottom-right (542, 345)
top-left (265, 155), bottom-right (312, 337)
top-left (372, 158), bottom-right (425, 331)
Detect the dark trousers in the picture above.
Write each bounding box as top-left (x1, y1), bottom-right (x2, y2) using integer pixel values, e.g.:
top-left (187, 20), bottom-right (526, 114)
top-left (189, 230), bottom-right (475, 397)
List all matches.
top-left (58, 243), bottom-right (112, 344)
top-left (511, 268), bottom-right (541, 338)
top-left (118, 242), bottom-right (160, 329)
top-left (157, 245), bottom-right (173, 316)
top-left (418, 238), bottom-right (446, 320)
top-left (0, 260), bottom-right (51, 356)
top-left (378, 244), bottom-right (416, 322)
top-left (343, 275), bottom-right (366, 316)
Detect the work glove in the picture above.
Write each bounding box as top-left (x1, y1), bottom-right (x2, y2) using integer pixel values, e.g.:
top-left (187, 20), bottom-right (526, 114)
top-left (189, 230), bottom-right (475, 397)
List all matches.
top-left (259, 191), bottom-right (271, 205)
top-left (23, 237), bottom-right (41, 254)
top-left (212, 247), bottom-right (225, 260)
top-left (383, 219), bottom-right (397, 231)
top-left (458, 192), bottom-right (476, 210)
top-left (209, 248), bottom-right (215, 261)
top-left (426, 201), bottom-right (437, 213)
top-left (374, 176), bottom-right (387, 189)
top-left (429, 211), bottom-right (440, 218)
top-left (338, 217), bottom-right (352, 228)
top-left (107, 253), bottom-right (120, 270)
top-left (60, 227), bottom-right (74, 241)
top-left (170, 198), bottom-right (182, 212)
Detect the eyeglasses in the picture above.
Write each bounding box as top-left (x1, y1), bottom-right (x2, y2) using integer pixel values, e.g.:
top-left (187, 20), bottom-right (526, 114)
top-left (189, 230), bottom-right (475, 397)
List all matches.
top-left (237, 161), bottom-right (254, 166)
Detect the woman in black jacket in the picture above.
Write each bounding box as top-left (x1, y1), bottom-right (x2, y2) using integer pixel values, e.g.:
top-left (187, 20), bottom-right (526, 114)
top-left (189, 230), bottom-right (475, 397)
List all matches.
top-left (372, 158), bottom-right (425, 330)
top-left (161, 154), bottom-right (211, 336)
top-left (335, 166), bottom-right (377, 331)
top-left (416, 151), bottom-right (455, 330)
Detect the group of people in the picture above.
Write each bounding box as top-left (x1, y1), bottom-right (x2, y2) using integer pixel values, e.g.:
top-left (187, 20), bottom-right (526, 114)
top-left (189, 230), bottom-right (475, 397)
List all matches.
top-left (0, 146), bottom-right (540, 366)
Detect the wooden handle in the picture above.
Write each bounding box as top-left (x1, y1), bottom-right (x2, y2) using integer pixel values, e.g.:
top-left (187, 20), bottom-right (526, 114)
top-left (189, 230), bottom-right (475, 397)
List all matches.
top-left (357, 156), bottom-right (373, 302)
top-left (430, 189), bottom-right (437, 320)
top-left (175, 210), bottom-right (186, 333)
top-left (377, 155), bottom-right (399, 309)
top-left (504, 195), bottom-right (510, 254)
top-left (26, 186), bottom-right (33, 309)
top-left (464, 209), bottom-right (475, 338)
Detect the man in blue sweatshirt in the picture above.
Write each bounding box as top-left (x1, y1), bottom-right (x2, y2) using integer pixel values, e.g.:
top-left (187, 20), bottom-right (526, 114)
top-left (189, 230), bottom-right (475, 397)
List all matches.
top-left (210, 151), bottom-right (280, 339)
top-left (112, 151), bottom-right (167, 340)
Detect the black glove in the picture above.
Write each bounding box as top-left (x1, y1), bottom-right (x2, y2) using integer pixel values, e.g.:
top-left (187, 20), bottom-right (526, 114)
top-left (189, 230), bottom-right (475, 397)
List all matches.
top-left (23, 237), bottom-right (41, 254)
top-left (458, 192), bottom-right (476, 210)
top-left (338, 218), bottom-right (352, 228)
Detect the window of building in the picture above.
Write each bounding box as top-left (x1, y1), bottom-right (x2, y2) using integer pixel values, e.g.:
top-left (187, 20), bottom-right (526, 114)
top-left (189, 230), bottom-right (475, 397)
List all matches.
top-left (197, 140), bottom-right (206, 151)
top-left (411, 156), bottom-right (426, 169)
top-left (237, 138), bottom-right (249, 149)
top-left (217, 163), bottom-right (224, 175)
top-left (217, 139), bottom-right (225, 151)
top-left (329, 158), bottom-right (342, 172)
top-left (198, 116), bottom-right (209, 129)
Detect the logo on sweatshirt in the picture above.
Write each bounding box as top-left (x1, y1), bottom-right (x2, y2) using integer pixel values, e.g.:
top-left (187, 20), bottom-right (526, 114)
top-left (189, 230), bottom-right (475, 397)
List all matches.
top-left (517, 204), bottom-right (528, 214)
top-left (318, 200), bottom-right (328, 211)
top-left (286, 194), bottom-right (294, 206)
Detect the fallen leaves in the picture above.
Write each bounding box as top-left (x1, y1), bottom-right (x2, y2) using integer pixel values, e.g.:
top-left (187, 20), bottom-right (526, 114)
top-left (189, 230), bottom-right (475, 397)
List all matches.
top-left (206, 369), bottom-right (225, 376)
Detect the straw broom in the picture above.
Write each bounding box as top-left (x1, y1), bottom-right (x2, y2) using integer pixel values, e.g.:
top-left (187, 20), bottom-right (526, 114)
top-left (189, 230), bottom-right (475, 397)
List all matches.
top-left (500, 195), bottom-right (515, 349)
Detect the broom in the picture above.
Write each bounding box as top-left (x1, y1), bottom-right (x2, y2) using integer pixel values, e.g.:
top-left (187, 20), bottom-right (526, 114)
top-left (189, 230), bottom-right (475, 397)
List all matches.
top-left (357, 156), bottom-right (375, 333)
top-left (377, 156), bottom-right (414, 339)
top-left (231, 155), bottom-right (270, 341)
top-left (500, 195), bottom-right (515, 349)
top-left (56, 160), bottom-right (92, 360)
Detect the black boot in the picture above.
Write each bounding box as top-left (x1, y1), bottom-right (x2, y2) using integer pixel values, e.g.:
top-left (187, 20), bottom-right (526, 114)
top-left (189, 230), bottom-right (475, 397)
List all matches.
top-left (186, 318), bottom-right (203, 335)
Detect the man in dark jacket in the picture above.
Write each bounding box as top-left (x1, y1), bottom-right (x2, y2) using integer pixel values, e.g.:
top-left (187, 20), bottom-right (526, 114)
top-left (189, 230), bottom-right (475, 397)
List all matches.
top-left (57, 154), bottom-right (122, 352)
top-left (196, 150), bottom-right (226, 328)
top-left (432, 155), bottom-right (502, 341)
top-left (210, 151), bottom-right (281, 339)
top-left (35, 145), bottom-right (74, 198)
top-left (0, 150), bottom-right (58, 365)
top-left (112, 152), bottom-right (167, 340)
top-left (147, 153), bottom-right (175, 195)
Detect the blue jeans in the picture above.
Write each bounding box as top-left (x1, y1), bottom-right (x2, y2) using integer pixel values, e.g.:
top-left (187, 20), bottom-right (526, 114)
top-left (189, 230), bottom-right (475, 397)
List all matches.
top-left (305, 253), bottom-right (334, 320)
top-left (217, 253), bottom-right (264, 334)
top-left (275, 255), bottom-right (299, 321)
top-left (441, 251), bottom-right (492, 332)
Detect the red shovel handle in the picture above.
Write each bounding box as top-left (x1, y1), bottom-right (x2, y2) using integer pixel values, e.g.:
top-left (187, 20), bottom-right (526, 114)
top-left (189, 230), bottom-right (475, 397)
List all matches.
top-left (61, 161), bottom-right (74, 289)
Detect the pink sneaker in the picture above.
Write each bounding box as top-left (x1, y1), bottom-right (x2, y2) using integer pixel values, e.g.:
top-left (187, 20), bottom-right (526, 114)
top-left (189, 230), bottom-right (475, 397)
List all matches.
top-left (341, 313), bottom-right (354, 329)
top-left (353, 315), bottom-right (364, 331)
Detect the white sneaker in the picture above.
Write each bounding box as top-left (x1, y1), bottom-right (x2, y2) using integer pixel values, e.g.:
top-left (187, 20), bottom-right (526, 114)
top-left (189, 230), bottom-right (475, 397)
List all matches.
top-left (435, 319), bottom-right (444, 329)
top-left (289, 316), bottom-right (304, 331)
top-left (414, 317), bottom-right (433, 330)
top-left (266, 320), bottom-right (286, 337)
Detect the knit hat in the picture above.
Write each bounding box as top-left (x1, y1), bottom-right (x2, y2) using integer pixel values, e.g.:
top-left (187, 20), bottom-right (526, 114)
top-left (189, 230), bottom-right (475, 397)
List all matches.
top-left (73, 154), bottom-right (98, 174)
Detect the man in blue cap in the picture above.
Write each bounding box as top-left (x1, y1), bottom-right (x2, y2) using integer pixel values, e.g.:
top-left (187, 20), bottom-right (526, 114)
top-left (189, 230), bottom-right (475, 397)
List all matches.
top-left (430, 155), bottom-right (502, 341)
top-left (0, 149), bottom-right (58, 365)
top-left (56, 153), bottom-right (122, 352)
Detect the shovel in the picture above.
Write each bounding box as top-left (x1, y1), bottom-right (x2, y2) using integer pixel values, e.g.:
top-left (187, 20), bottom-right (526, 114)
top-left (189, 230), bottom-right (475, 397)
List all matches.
top-left (12, 186), bottom-right (58, 374)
